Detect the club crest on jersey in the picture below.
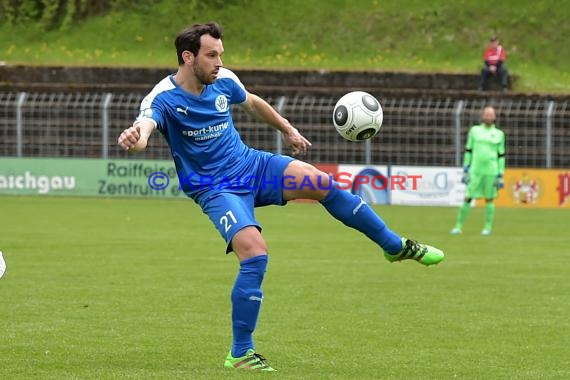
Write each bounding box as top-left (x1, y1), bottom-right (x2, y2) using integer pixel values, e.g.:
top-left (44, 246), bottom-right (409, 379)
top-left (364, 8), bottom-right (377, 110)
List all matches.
top-left (215, 95), bottom-right (228, 112)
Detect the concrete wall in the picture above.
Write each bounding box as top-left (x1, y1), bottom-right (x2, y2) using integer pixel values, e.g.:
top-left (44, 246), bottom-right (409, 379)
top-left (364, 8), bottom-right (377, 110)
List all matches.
top-left (1, 64), bottom-right (565, 101)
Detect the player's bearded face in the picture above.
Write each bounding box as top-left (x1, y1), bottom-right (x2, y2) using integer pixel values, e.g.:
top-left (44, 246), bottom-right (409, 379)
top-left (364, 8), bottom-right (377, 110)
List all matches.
top-left (193, 58), bottom-right (215, 85)
top-left (193, 36), bottom-right (223, 85)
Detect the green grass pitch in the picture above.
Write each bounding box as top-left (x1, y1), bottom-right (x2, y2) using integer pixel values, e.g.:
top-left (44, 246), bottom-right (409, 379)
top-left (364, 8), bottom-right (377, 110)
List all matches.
top-left (1, 196), bottom-right (569, 379)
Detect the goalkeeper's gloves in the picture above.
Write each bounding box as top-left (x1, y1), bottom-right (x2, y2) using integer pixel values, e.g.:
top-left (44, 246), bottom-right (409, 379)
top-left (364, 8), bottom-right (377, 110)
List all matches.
top-left (495, 173), bottom-right (504, 190)
top-left (461, 166), bottom-right (470, 184)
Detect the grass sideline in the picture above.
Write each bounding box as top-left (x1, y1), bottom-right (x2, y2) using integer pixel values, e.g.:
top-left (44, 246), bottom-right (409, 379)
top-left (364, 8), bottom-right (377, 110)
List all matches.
top-left (1, 195), bottom-right (569, 379)
top-left (1, 0), bottom-right (569, 93)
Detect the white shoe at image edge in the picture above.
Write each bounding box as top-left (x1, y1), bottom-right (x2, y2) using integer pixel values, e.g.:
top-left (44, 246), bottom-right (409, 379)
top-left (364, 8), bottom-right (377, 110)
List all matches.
top-left (0, 250), bottom-right (6, 279)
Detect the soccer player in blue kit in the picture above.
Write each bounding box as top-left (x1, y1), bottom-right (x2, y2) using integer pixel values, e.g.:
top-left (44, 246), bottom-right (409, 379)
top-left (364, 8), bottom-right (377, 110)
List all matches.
top-left (118, 22), bottom-right (444, 371)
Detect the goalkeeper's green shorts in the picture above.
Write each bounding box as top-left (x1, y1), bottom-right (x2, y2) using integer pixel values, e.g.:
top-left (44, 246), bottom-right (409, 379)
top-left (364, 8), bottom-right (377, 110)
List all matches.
top-left (466, 174), bottom-right (498, 199)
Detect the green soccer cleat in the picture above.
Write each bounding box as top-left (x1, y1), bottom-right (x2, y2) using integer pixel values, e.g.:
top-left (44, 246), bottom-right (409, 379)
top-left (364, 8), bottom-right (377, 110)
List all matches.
top-left (224, 349), bottom-right (276, 371)
top-left (481, 228), bottom-right (492, 236)
top-left (384, 238), bottom-right (445, 266)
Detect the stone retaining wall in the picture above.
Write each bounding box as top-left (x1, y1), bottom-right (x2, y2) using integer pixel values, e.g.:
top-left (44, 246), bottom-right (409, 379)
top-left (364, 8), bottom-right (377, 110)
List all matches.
top-left (0, 64), bottom-right (566, 101)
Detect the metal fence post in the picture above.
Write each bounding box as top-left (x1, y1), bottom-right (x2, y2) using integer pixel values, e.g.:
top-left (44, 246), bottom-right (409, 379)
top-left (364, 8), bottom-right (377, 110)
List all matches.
top-left (101, 93), bottom-right (113, 159)
top-left (453, 100), bottom-right (465, 166)
top-left (16, 92), bottom-right (28, 157)
top-left (365, 139), bottom-right (371, 165)
top-left (274, 96), bottom-right (287, 155)
top-left (545, 100), bottom-right (555, 169)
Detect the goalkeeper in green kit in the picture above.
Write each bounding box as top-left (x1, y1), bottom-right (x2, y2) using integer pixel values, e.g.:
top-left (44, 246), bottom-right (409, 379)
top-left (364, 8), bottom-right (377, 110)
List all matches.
top-left (451, 106), bottom-right (506, 235)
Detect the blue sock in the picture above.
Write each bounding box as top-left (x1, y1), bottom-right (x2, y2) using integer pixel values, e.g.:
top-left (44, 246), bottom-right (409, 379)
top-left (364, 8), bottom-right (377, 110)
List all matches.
top-left (320, 186), bottom-right (402, 254)
top-left (231, 255), bottom-right (267, 358)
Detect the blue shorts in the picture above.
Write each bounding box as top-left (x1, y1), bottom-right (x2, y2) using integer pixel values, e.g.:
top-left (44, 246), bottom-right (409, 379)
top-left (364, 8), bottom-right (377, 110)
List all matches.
top-left (197, 151), bottom-right (294, 252)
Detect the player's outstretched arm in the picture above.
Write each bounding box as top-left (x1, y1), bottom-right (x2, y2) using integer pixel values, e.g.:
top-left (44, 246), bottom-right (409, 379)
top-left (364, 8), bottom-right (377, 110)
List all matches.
top-left (117, 120), bottom-right (155, 152)
top-left (241, 92), bottom-right (311, 156)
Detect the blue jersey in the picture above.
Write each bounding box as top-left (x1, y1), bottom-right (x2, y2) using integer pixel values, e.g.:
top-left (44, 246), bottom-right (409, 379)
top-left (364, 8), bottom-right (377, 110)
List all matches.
top-left (136, 68), bottom-right (257, 200)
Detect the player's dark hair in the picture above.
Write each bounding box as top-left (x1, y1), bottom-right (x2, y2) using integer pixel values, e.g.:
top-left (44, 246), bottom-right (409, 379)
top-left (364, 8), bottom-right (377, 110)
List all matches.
top-left (175, 22), bottom-right (223, 65)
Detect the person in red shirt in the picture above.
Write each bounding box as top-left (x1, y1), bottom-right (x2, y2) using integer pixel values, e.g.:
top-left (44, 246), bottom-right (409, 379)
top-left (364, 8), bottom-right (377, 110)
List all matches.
top-left (479, 36), bottom-right (509, 91)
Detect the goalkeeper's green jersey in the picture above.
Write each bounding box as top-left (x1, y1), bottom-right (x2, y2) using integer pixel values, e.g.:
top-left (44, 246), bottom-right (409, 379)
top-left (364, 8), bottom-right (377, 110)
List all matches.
top-left (463, 123), bottom-right (506, 175)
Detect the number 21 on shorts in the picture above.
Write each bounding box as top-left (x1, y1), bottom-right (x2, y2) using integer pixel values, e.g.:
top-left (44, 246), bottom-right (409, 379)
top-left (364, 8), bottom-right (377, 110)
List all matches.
top-left (219, 210), bottom-right (237, 233)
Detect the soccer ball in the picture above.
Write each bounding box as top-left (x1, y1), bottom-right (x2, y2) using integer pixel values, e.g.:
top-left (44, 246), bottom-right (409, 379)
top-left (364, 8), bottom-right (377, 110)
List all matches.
top-left (332, 91), bottom-right (383, 142)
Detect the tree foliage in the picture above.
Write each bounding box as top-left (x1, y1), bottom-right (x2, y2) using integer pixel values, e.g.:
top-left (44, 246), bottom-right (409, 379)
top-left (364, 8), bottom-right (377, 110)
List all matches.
top-left (0, 0), bottom-right (154, 30)
top-left (0, 0), bottom-right (251, 30)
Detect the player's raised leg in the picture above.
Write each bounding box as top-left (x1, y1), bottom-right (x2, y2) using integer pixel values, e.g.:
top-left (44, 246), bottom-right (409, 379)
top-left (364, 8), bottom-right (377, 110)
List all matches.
top-left (282, 161), bottom-right (444, 266)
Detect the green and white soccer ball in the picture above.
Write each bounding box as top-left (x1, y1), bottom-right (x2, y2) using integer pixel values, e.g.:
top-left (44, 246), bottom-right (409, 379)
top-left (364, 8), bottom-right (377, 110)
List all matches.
top-left (333, 91), bottom-right (383, 142)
